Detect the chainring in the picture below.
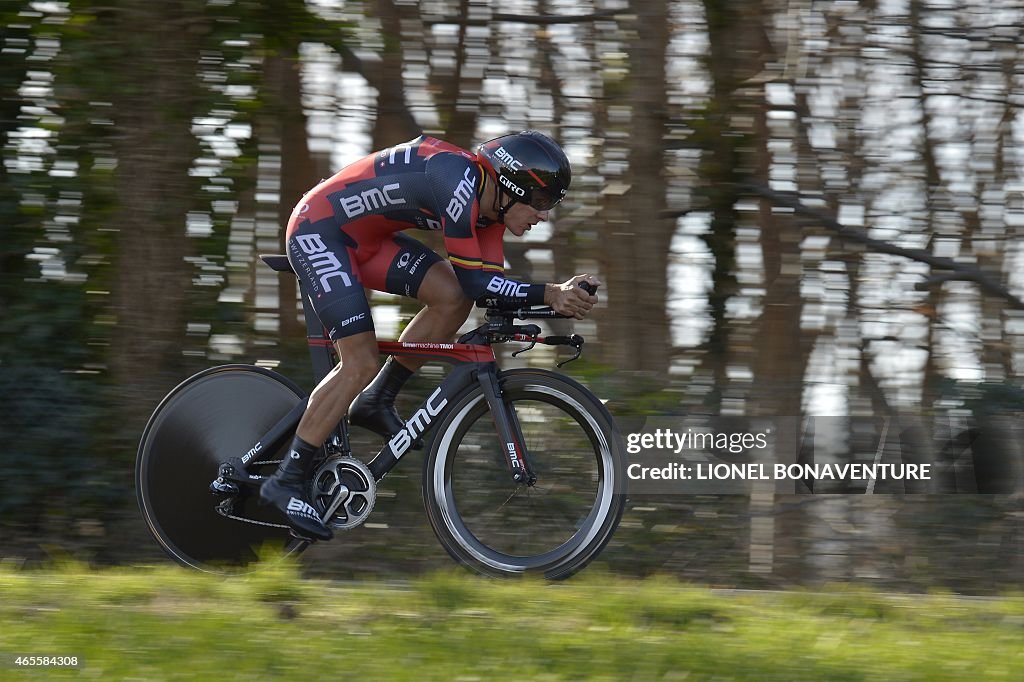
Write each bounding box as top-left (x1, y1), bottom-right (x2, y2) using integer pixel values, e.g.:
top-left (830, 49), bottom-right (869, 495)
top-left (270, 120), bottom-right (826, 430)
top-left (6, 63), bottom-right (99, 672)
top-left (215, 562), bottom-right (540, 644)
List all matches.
top-left (311, 456), bottom-right (376, 531)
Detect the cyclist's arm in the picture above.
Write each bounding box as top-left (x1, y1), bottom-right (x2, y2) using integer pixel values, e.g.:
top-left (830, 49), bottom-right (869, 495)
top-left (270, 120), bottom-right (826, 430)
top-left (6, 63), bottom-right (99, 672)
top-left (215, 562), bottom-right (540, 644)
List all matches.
top-left (426, 153), bottom-right (545, 307)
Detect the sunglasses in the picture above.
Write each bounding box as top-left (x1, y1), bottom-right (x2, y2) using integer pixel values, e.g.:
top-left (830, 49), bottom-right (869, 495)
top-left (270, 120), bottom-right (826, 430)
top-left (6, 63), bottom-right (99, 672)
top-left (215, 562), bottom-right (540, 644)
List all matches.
top-left (525, 187), bottom-right (566, 212)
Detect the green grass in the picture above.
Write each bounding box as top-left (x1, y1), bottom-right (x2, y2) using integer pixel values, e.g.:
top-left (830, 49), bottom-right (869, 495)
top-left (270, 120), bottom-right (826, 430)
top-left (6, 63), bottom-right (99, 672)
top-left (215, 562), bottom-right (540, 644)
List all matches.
top-left (0, 561), bottom-right (1021, 680)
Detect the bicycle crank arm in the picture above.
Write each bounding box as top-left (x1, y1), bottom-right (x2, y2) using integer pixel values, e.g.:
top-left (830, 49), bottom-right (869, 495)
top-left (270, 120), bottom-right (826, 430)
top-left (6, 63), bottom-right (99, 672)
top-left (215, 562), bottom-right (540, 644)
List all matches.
top-left (320, 483), bottom-right (350, 522)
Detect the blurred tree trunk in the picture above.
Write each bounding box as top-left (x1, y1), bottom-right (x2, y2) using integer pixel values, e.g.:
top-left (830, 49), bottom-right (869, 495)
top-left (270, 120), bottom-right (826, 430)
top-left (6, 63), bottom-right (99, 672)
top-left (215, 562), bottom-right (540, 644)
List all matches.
top-left (371, 0), bottom-right (423, 148)
top-left (696, 0), bottom-right (747, 404)
top-left (602, 0), bottom-right (671, 373)
top-left (106, 1), bottom-right (205, 431)
top-left (524, 7), bottom-right (592, 339)
top-left (730, 0), bottom-right (805, 579)
top-left (263, 50), bottom-right (322, 339)
top-left (589, 15), bottom-right (616, 363)
top-left (258, 0), bottom-right (355, 339)
top-left (996, 33), bottom-right (1022, 381)
top-left (908, 0), bottom-right (947, 406)
top-left (0, 18), bottom-right (32, 313)
top-left (447, 0), bottom-right (485, 149)
top-left (538, 14), bottom-right (572, 298)
top-left (751, 109), bottom-right (806, 419)
top-left (970, 26), bottom-right (1017, 383)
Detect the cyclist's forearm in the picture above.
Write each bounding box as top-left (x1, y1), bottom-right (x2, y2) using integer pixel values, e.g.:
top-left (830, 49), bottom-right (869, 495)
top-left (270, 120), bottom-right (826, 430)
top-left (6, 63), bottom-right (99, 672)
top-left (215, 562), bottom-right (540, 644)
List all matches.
top-left (454, 266), bottom-right (544, 307)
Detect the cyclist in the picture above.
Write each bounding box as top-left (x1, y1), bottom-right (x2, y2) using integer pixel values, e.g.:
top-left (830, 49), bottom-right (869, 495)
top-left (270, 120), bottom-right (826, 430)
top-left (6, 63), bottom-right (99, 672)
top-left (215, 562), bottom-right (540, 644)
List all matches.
top-left (259, 130), bottom-right (601, 540)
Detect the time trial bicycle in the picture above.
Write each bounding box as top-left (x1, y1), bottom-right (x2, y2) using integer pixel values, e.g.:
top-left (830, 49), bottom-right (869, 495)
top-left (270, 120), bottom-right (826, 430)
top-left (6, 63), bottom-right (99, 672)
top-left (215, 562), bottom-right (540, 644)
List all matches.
top-left (136, 254), bottom-right (627, 579)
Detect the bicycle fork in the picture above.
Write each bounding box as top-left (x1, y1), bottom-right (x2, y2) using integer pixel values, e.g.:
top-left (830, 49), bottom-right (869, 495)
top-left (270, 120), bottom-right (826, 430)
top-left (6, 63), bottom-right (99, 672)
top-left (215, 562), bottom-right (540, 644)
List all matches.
top-left (477, 367), bottom-right (537, 486)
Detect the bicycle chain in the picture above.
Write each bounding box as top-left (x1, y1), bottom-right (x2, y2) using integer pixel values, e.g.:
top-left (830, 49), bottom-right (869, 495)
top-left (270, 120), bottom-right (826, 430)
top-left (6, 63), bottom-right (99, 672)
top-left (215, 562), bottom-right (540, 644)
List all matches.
top-left (215, 455), bottom-right (339, 531)
top-left (214, 457), bottom-right (320, 531)
top-left (222, 511), bottom-right (290, 530)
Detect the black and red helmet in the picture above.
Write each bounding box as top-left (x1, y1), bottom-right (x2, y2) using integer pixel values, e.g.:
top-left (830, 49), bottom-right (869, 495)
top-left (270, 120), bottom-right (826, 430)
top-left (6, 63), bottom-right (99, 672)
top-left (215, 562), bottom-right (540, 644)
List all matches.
top-left (477, 130), bottom-right (571, 211)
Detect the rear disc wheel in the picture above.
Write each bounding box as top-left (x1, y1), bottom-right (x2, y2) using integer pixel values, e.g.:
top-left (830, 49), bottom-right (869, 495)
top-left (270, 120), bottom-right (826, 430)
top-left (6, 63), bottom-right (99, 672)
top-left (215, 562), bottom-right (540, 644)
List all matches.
top-left (136, 365), bottom-right (309, 572)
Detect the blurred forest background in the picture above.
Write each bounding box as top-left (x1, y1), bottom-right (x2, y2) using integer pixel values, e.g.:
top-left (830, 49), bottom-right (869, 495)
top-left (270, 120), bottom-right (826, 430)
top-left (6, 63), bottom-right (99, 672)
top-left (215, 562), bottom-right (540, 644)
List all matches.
top-left (1, 0), bottom-right (1022, 592)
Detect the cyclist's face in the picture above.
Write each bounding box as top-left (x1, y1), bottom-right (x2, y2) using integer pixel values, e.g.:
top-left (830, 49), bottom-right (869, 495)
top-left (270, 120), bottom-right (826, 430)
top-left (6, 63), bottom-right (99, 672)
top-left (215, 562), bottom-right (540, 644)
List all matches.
top-left (504, 201), bottom-right (548, 237)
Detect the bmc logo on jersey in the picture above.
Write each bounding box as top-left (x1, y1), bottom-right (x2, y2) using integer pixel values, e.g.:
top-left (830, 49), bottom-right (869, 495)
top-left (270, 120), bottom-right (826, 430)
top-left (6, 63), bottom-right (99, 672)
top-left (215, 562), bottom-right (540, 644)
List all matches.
top-left (486, 276), bottom-right (529, 298)
top-left (446, 167), bottom-right (475, 222)
top-left (340, 183), bottom-right (405, 219)
top-left (295, 234), bottom-right (352, 293)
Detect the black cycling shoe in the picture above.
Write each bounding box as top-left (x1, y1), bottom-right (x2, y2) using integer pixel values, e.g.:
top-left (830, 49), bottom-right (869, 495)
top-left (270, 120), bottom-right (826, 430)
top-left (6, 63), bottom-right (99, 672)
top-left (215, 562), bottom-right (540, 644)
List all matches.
top-left (259, 474), bottom-right (333, 542)
top-left (349, 357), bottom-right (422, 448)
top-left (349, 390), bottom-right (424, 450)
top-left (349, 390), bottom-right (405, 438)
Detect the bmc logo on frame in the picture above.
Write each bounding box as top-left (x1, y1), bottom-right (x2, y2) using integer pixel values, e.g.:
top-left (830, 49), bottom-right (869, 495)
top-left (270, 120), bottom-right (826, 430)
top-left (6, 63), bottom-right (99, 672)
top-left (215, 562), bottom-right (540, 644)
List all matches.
top-left (340, 183), bottom-right (405, 218)
top-left (389, 387), bottom-right (448, 458)
top-left (486, 275), bottom-right (528, 299)
top-left (241, 441), bottom-right (262, 465)
top-left (294, 234), bottom-right (352, 293)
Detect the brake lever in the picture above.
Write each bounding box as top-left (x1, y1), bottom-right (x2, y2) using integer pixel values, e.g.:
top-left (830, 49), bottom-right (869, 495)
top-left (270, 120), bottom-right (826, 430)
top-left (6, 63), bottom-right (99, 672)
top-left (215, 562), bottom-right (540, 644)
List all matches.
top-left (512, 338), bottom-right (538, 358)
top-left (511, 324), bottom-right (542, 357)
top-left (555, 335), bottom-right (585, 368)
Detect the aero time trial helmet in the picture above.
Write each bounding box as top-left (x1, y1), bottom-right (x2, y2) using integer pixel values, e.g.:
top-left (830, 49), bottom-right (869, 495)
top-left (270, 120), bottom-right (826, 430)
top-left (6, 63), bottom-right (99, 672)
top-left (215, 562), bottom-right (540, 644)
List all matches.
top-left (477, 130), bottom-right (571, 212)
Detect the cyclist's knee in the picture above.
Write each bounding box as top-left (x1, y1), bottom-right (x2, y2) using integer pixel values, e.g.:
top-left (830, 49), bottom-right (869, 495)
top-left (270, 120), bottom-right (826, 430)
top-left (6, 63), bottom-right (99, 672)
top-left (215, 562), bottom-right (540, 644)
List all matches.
top-left (440, 292), bottom-right (473, 319)
top-left (432, 293), bottom-right (473, 329)
top-left (333, 334), bottom-right (380, 387)
top-left (419, 263), bottom-right (472, 318)
top-left (349, 359), bottom-right (380, 389)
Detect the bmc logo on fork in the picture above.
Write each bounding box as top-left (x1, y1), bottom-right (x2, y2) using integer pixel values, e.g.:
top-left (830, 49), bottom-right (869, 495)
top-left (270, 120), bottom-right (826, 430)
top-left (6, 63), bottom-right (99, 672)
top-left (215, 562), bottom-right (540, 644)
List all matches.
top-left (506, 442), bottom-right (523, 469)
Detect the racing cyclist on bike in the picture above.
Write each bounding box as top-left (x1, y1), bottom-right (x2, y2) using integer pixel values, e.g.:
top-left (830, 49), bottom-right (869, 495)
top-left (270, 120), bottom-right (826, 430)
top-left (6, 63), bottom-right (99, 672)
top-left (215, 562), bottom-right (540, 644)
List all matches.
top-left (259, 130), bottom-right (601, 541)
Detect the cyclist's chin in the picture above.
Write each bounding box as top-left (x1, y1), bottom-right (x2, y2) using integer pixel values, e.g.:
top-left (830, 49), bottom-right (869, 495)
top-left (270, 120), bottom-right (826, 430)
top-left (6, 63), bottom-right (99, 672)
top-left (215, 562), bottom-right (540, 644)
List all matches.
top-left (507, 223), bottom-right (531, 237)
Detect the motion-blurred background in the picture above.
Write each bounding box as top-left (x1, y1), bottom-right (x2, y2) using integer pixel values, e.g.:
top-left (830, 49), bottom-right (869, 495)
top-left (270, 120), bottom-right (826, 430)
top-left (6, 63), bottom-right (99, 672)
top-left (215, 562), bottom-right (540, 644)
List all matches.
top-left (1, 0), bottom-right (1021, 592)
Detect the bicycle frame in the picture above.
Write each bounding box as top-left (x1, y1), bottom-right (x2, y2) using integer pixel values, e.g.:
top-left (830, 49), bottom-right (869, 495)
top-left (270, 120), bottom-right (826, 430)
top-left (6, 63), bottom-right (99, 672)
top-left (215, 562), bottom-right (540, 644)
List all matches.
top-left (310, 337), bottom-right (532, 484)
top-left (213, 255), bottom-right (546, 495)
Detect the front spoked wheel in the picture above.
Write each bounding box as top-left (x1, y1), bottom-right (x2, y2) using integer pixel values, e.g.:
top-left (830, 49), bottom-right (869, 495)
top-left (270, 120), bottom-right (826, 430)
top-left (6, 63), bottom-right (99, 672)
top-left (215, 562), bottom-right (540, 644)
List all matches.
top-left (424, 369), bottom-right (626, 579)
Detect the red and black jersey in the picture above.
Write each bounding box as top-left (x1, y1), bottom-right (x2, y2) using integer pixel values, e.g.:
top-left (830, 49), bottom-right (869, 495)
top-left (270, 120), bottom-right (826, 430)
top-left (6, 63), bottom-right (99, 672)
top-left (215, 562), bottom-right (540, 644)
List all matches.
top-left (286, 136), bottom-right (545, 307)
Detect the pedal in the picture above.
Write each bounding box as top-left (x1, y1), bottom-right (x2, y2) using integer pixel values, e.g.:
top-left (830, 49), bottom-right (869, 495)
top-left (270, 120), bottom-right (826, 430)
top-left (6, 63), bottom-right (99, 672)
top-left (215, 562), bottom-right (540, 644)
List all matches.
top-left (214, 496), bottom-right (237, 517)
top-left (210, 477), bottom-right (240, 495)
top-left (288, 529), bottom-right (320, 543)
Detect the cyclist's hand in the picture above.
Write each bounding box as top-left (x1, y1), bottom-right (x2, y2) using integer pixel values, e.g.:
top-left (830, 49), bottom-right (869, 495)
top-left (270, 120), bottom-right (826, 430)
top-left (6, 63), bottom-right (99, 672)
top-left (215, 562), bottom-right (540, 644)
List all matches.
top-left (545, 275), bottom-right (601, 319)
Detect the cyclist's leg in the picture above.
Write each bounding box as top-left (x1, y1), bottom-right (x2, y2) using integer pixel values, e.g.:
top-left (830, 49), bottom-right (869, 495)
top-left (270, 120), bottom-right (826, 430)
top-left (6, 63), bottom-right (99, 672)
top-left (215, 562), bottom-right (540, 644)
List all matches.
top-left (296, 332), bottom-right (379, 446)
top-left (260, 220), bottom-right (380, 540)
top-left (397, 258), bottom-right (474, 367)
top-left (359, 232), bottom-right (473, 366)
top-left (349, 234), bottom-right (471, 436)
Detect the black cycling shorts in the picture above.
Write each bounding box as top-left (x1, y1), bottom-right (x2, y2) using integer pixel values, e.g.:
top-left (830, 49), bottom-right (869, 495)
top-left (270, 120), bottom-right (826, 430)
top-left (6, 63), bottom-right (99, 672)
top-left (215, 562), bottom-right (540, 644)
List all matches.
top-left (286, 221), bottom-right (443, 341)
